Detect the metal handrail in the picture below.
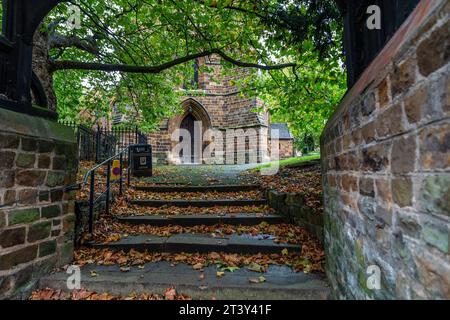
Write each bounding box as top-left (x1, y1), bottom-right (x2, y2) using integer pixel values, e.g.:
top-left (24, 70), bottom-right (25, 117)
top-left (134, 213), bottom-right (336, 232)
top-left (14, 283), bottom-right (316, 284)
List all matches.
top-left (82, 146), bottom-right (132, 234)
top-left (80, 147), bottom-right (130, 187)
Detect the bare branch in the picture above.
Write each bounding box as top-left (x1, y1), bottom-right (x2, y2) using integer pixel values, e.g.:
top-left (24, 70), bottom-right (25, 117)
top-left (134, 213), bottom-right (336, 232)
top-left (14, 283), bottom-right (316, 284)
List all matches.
top-left (50, 49), bottom-right (296, 73)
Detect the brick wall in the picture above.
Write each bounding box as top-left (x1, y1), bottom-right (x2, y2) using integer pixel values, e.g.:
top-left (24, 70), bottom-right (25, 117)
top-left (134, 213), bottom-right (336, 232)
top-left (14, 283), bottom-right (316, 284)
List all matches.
top-left (321, 0), bottom-right (449, 299)
top-left (0, 108), bottom-right (78, 299)
top-left (279, 140), bottom-right (294, 160)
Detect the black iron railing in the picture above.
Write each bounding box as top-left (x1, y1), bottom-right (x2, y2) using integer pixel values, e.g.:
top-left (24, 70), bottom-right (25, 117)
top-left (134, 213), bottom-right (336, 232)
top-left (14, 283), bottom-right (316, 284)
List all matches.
top-left (80, 147), bottom-right (131, 234)
top-left (60, 122), bottom-right (148, 163)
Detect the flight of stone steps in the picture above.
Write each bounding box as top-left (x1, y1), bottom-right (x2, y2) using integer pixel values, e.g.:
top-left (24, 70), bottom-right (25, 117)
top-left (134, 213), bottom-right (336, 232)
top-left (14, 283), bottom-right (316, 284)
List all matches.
top-left (39, 182), bottom-right (330, 300)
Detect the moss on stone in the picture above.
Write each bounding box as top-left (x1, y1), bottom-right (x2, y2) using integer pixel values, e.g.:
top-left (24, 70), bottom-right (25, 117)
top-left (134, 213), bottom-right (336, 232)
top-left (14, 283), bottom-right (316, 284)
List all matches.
top-left (9, 208), bottom-right (40, 225)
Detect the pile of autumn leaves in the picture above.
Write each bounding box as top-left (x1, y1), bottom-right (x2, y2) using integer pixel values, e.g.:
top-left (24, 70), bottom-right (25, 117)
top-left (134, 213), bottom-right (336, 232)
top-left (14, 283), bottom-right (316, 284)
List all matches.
top-left (31, 287), bottom-right (190, 300)
top-left (248, 164), bottom-right (324, 215)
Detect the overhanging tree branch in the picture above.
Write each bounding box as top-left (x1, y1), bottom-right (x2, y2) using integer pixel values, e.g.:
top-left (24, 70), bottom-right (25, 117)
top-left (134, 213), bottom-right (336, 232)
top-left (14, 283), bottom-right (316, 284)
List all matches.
top-left (49, 49), bottom-right (296, 73)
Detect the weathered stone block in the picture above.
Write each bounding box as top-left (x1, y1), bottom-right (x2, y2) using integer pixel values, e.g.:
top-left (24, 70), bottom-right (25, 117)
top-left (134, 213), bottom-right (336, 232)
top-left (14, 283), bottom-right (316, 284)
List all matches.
top-left (420, 175), bottom-right (450, 216)
top-left (417, 20), bottom-right (450, 77)
top-left (16, 153), bottom-right (35, 168)
top-left (349, 103), bottom-right (361, 128)
top-left (341, 174), bottom-right (358, 192)
top-left (422, 222), bottom-right (449, 254)
top-left (392, 135), bottom-right (417, 174)
top-left (0, 211), bottom-right (5, 228)
top-left (404, 84), bottom-right (430, 124)
top-left (0, 170), bottom-right (15, 188)
top-left (50, 189), bottom-right (64, 202)
top-left (46, 171), bottom-right (65, 187)
top-left (392, 178), bottom-right (413, 208)
top-left (41, 205), bottom-right (61, 219)
top-left (0, 134), bottom-right (20, 149)
top-left (362, 143), bottom-right (390, 172)
top-left (16, 170), bottom-right (46, 187)
top-left (21, 138), bottom-right (37, 152)
top-left (39, 240), bottom-right (57, 257)
top-left (3, 190), bottom-right (16, 206)
top-left (58, 242), bottom-right (74, 265)
top-left (376, 105), bottom-right (405, 138)
top-left (37, 140), bottom-right (54, 153)
top-left (377, 78), bottom-right (390, 108)
top-left (358, 196), bottom-right (376, 219)
top-left (375, 202), bottom-right (393, 226)
top-left (37, 154), bottom-right (51, 169)
top-left (0, 245), bottom-right (38, 270)
top-left (361, 92), bottom-right (376, 117)
top-left (398, 212), bottom-right (422, 239)
top-left (413, 251), bottom-right (450, 299)
top-left (63, 214), bottom-right (76, 233)
top-left (18, 189), bottom-right (38, 205)
top-left (52, 156), bottom-right (66, 171)
top-left (360, 177), bottom-right (375, 197)
top-left (419, 123), bottom-right (450, 170)
top-left (0, 151), bottom-right (15, 169)
top-left (391, 58), bottom-right (416, 98)
top-left (39, 190), bottom-right (50, 202)
top-left (375, 179), bottom-right (392, 205)
top-left (8, 208), bottom-right (40, 225)
top-left (0, 227), bottom-right (26, 248)
top-left (27, 221), bottom-right (52, 242)
top-left (351, 128), bottom-right (362, 146)
top-left (361, 122), bottom-right (376, 144)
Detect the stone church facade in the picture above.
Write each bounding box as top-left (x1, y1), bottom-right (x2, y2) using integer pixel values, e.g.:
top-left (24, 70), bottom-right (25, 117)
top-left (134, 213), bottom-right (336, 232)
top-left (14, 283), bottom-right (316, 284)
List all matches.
top-left (148, 55), bottom-right (294, 164)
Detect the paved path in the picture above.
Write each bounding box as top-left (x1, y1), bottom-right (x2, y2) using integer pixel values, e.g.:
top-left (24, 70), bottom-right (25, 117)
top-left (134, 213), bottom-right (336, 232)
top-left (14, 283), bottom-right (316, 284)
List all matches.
top-left (138, 164), bottom-right (259, 186)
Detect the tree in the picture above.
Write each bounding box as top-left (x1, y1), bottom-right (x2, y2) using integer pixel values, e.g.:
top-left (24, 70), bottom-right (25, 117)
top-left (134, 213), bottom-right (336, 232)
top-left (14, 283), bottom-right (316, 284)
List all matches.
top-left (32, 0), bottom-right (344, 132)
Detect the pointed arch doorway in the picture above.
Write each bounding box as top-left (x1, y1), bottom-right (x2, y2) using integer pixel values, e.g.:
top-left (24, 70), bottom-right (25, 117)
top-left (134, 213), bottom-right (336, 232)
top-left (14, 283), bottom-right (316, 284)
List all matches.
top-left (179, 113), bottom-right (197, 164)
top-left (173, 99), bottom-right (213, 165)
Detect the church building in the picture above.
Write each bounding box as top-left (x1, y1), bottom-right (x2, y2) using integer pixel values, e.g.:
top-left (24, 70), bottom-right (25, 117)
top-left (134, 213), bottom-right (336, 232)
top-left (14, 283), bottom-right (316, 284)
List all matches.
top-left (144, 55), bottom-right (294, 165)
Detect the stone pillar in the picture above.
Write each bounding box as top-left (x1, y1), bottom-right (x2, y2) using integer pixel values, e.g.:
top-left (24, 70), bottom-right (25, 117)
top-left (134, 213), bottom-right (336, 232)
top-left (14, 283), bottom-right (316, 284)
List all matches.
top-left (321, 0), bottom-right (449, 299)
top-left (0, 107), bottom-right (78, 299)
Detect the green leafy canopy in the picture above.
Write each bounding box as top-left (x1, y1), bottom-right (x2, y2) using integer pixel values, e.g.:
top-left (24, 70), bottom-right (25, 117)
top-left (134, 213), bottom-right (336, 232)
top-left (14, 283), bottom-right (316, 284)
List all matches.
top-left (45, 0), bottom-right (345, 140)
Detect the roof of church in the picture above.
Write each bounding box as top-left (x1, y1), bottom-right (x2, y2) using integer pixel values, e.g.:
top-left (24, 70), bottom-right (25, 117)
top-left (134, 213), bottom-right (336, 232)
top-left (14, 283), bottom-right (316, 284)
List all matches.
top-left (270, 123), bottom-right (294, 140)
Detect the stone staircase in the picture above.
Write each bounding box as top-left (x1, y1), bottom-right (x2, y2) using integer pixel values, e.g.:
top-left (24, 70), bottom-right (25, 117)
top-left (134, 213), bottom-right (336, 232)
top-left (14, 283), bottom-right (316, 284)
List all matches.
top-left (39, 182), bottom-right (330, 300)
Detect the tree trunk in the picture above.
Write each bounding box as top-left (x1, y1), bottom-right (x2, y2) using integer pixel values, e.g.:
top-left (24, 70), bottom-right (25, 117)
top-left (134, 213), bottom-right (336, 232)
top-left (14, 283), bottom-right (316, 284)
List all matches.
top-left (32, 28), bottom-right (57, 111)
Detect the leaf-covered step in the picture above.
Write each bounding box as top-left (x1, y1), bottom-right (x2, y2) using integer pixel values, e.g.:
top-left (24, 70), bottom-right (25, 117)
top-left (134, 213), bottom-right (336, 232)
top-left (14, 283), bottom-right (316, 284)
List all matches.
top-left (89, 233), bottom-right (301, 255)
top-left (130, 199), bottom-right (268, 207)
top-left (134, 184), bottom-right (261, 193)
top-left (115, 214), bottom-right (286, 227)
top-left (39, 262), bottom-right (330, 300)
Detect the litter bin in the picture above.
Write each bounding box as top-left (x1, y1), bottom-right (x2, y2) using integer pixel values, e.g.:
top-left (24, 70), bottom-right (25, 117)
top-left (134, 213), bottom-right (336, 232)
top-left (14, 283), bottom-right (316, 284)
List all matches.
top-left (130, 144), bottom-right (152, 177)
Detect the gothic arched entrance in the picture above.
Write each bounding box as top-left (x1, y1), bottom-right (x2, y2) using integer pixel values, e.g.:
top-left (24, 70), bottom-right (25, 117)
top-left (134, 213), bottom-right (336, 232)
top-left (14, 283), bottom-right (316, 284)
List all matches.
top-left (174, 99), bottom-right (212, 164)
top-left (179, 113), bottom-right (198, 163)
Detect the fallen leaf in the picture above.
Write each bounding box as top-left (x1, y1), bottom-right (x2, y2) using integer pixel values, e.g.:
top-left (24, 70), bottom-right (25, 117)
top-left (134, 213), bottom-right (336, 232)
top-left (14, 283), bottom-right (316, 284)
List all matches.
top-left (247, 263), bottom-right (264, 273)
top-left (216, 271), bottom-right (225, 278)
top-left (193, 263), bottom-right (204, 270)
top-left (164, 287), bottom-right (177, 300)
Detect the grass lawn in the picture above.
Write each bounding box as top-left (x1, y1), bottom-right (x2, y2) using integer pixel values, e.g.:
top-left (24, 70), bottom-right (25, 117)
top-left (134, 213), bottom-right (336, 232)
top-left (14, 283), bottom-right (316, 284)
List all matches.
top-left (253, 153), bottom-right (321, 170)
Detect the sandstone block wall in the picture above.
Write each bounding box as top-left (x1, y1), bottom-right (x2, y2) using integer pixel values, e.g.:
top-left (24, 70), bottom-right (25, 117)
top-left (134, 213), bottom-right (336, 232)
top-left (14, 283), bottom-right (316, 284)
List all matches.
top-left (321, 0), bottom-right (449, 299)
top-left (0, 108), bottom-right (78, 299)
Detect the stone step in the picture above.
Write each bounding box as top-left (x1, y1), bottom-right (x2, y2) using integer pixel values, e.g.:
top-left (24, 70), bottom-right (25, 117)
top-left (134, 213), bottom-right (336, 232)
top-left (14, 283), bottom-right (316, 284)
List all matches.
top-left (115, 214), bottom-right (286, 227)
top-left (39, 262), bottom-right (330, 300)
top-left (134, 184), bottom-right (261, 193)
top-left (130, 199), bottom-right (268, 207)
top-left (90, 233), bottom-right (301, 255)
